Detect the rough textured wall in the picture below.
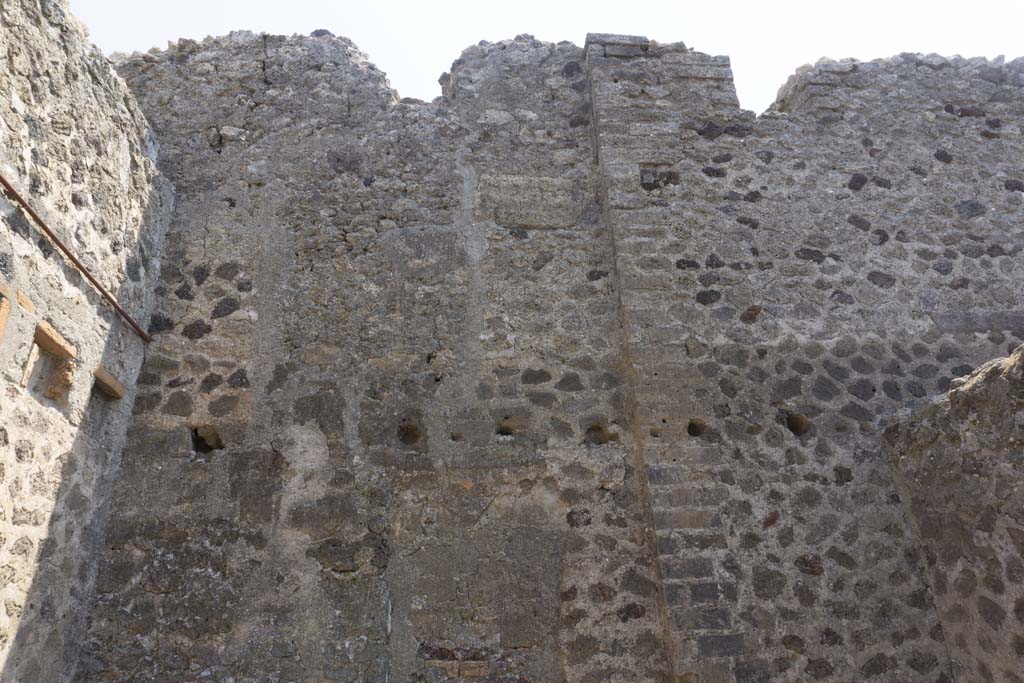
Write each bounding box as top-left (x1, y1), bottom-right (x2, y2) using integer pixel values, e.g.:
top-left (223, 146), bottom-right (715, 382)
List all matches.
top-left (0, 0), bottom-right (172, 681)
top-left (884, 346), bottom-right (1024, 683)
top-left (587, 35), bottom-right (1024, 682)
top-left (82, 32), bottom-right (671, 683)
top-left (79, 25), bottom-right (1024, 683)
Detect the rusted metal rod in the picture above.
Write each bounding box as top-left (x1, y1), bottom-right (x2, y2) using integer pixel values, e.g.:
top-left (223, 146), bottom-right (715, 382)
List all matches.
top-left (0, 170), bottom-right (152, 344)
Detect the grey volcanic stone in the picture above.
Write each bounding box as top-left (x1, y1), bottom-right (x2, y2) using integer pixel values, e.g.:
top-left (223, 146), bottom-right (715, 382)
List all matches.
top-left (6, 3), bottom-right (1024, 682)
top-left (885, 346), bottom-right (1024, 681)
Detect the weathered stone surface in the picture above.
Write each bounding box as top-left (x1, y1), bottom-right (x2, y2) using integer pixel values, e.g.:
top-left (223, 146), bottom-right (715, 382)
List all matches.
top-left (476, 174), bottom-right (586, 229)
top-left (885, 346), bottom-right (1024, 682)
top-left (0, 1), bottom-right (172, 680)
top-left (81, 27), bottom-right (669, 683)
top-left (588, 33), bottom-right (1024, 683)
top-left (5, 3), bottom-right (1024, 682)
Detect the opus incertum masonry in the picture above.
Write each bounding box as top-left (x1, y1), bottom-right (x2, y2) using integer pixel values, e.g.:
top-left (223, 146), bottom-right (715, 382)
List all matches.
top-left (2, 2), bottom-right (1023, 681)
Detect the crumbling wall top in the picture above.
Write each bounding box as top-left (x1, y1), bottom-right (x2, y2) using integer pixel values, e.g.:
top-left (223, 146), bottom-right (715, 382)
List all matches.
top-left (773, 52), bottom-right (1024, 115)
top-left (883, 345), bottom-right (1024, 680)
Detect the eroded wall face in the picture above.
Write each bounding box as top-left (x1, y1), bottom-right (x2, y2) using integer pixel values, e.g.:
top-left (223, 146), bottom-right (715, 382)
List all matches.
top-left (82, 33), bottom-right (671, 683)
top-left (0, 1), bottom-right (171, 681)
top-left (885, 348), bottom-right (1024, 683)
top-left (587, 36), bottom-right (1024, 681)
top-left (81, 25), bottom-right (1024, 683)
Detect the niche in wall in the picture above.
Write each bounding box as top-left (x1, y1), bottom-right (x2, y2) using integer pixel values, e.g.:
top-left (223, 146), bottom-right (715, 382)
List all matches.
top-left (21, 320), bottom-right (77, 408)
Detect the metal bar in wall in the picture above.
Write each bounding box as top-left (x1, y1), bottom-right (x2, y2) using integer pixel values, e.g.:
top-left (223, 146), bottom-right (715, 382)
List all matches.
top-left (0, 170), bottom-right (152, 344)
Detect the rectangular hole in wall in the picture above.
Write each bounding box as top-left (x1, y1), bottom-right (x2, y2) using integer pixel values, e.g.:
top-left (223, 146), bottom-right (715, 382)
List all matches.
top-left (21, 321), bottom-right (77, 410)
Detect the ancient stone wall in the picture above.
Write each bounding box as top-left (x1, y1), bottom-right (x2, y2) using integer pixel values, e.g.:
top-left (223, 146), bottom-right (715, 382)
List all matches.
top-left (5, 7), bottom-right (1024, 681)
top-left (587, 35), bottom-right (1024, 682)
top-left (81, 31), bottom-right (672, 683)
top-left (83, 27), bottom-right (1024, 683)
top-left (884, 346), bottom-right (1024, 683)
top-left (0, 1), bottom-right (172, 681)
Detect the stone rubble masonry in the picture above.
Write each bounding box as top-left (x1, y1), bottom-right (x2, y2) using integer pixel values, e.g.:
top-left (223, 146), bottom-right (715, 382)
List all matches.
top-left (0, 1), bottom-right (173, 682)
top-left (2, 1), bottom-right (1024, 682)
top-left (84, 27), bottom-right (672, 683)
top-left (586, 32), bottom-right (1023, 683)
top-left (884, 347), bottom-right (1024, 683)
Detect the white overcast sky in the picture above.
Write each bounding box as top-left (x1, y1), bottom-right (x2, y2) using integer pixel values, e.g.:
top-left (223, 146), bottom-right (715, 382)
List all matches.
top-left (69, 0), bottom-right (1023, 114)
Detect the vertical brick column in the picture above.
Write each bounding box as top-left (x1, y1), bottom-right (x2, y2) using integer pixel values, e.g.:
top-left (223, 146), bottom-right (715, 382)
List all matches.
top-left (586, 34), bottom-right (753, 681)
